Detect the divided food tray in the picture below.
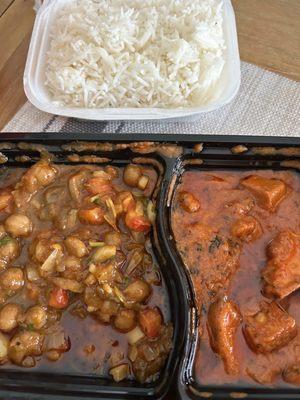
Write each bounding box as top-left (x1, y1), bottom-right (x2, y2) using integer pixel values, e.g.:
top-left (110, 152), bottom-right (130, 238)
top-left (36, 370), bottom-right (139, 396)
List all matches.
top-left (0, 133), bottom-right (299, 400)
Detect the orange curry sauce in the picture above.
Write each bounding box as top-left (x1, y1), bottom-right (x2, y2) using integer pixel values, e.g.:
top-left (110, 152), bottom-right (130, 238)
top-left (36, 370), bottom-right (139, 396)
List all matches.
top-left (171, 169), bottom-right (300, 387)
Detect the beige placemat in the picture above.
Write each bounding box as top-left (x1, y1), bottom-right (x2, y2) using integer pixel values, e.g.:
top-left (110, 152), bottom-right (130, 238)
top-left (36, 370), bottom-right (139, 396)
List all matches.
top-left (2, 62), bottom-right (300, 136)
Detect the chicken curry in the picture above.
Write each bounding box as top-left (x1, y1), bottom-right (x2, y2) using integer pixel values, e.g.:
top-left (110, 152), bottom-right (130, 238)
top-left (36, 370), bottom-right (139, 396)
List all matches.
top-left (172, 169), bottom-right (300, 387)
top-left (0, 160), bottom-right (172, 383)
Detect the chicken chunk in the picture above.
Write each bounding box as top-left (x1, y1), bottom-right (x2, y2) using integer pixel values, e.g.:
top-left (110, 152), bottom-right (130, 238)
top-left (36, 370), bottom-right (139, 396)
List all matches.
top-left (283, 365), bottom-right (300, 386)
top-left (178, 191), bottom-right (200, 213)
top-left (244, 302), bottom-right (297, 353)
top-left (207, 298), bottom-right (242, 375)
top-left (262, 230), bottom-right (300, 298)
top-left (246, 362), bottom-right (281, 385)
top-left (231, 216), bottom-right (262, 242)
top-left (241, 175), bottom-right (287, 211)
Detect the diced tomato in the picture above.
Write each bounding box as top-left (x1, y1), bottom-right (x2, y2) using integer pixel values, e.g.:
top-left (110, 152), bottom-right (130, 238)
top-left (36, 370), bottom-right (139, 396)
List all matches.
top-left (85, 178), bottom-right (114, 197)
top-left (78, 207), bottom-right (105, 225)
top-left (125, 211), bottom-right (151, 232)
top-left (139, 307), bottom-right (162, 338)
top-left (49, 287), bottom-right (69, 309)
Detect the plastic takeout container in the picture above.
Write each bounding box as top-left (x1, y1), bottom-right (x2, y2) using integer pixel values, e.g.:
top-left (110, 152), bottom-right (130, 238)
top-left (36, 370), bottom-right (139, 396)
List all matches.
top-left (0, 133), bottom-right (300, 400)
top-left (23, 0), bottom-right (241, 121)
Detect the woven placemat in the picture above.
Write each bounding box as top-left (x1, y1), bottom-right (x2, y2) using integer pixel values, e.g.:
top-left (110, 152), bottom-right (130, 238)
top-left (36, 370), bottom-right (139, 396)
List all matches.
top-left (2, 62), bottom-right (300, 136)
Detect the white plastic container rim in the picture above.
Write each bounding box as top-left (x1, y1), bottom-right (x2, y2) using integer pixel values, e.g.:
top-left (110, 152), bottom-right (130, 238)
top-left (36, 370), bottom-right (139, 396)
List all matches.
top-left (24, 0), bottom-right (241, 121)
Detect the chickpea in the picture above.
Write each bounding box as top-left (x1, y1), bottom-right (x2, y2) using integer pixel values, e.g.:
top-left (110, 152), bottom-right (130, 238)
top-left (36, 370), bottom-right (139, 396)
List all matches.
top-left (24, 306), bottom-right (47, 330)
top-left (23, 161), bottom-right (57, 193)
top-left (46, 349), bottom-right (61, 361)
top-left (0, 303), bottom-right (23, 333)
top-left (104, 231), bottom-right (121, 247)
top-left (0, 238), bottom-right (20, 269)
top-left (8, 331), bottom-right (43, 366)
top-left (4, 214), bottom-right (33, 237)
top-left (114, 309), bottom-right (136, 333)
top-left (124, 279), bottom-right (151, 303)
top-left (31, 238), bottom-right (51, 263)
top-left (78, 207), bottom-right (104, 225)
top-left (65, 236), bottom-right (87, 258)
top-left (61, 256), bottom-right (83, 280)
top-left (26, 282), bottom-right (40, 301)
top-left (105, 166), bottom-right (119, 179)
top-left (0, 267), bottom-right (24, 292)
top-left (123, 165), bottom-right (142, 187)
top-left (231, 216), bottom-right (262, 243)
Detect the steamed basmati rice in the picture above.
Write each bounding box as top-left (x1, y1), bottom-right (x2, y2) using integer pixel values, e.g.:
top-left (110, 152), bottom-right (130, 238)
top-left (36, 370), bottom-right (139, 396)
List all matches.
top-left (45, 0), bottom-right (225, 108)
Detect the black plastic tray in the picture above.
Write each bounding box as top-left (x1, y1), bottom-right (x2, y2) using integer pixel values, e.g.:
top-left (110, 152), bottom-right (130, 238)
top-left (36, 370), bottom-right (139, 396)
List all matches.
top-left (0, 133), bottom-right (299, 400)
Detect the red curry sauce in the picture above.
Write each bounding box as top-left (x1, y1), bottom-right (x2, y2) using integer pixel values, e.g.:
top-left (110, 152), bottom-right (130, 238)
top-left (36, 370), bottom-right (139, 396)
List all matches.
top-left (172, 169), bottom-right (300, 386)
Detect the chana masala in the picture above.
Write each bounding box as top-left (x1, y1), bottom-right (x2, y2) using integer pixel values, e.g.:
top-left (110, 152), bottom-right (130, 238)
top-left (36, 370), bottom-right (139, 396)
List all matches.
top-left (172, 170), bottom-right (300, 387)
top-left (0, 160), bottom-right (172, 383)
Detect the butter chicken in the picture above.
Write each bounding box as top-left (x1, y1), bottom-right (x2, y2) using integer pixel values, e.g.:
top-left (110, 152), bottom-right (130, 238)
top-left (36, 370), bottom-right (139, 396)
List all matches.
top-left (172, 169), bottom-right (300, 387)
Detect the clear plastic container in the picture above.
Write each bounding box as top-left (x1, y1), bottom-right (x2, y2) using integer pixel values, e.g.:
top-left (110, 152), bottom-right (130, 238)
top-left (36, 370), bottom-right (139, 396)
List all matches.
top-left (23, 0), bottom-right (241, 121)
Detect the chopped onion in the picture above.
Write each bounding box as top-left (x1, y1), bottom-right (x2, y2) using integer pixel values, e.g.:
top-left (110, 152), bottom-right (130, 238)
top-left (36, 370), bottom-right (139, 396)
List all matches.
top-left (102, 283), bottom-right (114, 295)
top-left (84, 273), bottom-right (97, 286)
top-left (26, 265), bottom-right (40, 282)
top-left (51, 277), bottom-right (83, 293)
top-left (93, 170), bottom-right (111, 180)
top-left (44, 325), bottom-right (70, 352)
top-left (130, 231), bottom-right (146, 243)
top-left (126, 250), bottom-right (143, 275)
top-left (92, 245), bottom-right (116, 263)
top-left (128, 345), bottom-right (138, 362)
top-left (69, 173), bottom-right (84, 203)
top-left (146, 201), bottom-right (156, 224)
top-left (0, 332), bottom-right (8, 360)
top-left (109, 363), bottom-right (129, 382)
top-left (104, 197), bottom-right (119, 231)
top-left (137, 175), bottom-right (149, 190)
top-left (126, 326), bottom-right (145, 345)
top-left (31, 198), bottom-right (41, 209)
top-left (90, 194), bottom-right (100, 203)
top-left (113, 286), bottom-right (126, 304)
top-left (67, 209), bottom-right (78, 228)
top-left (40, 247), bottom-right (60, 273)
top-left (141, 343), bottom-right (158, 361)
top-left (106, 198), bottom-right (117, 219)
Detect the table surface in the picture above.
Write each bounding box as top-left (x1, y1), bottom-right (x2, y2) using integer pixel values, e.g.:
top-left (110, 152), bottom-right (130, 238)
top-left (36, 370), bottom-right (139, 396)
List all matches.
top-left (0, 0), bottom-right (299, 131)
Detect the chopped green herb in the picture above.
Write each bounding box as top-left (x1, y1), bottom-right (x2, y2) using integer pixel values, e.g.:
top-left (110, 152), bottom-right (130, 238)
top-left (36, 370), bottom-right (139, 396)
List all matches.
top-left (89, 241), bottom-right (105, 248)
top-left (209, 236), bottom-right (222, 253)
top-left (196, 244), bottom-right (203, 252)
top-left (90, 194), bottom-right (100, 203)
top-left (0, 235), bottom-right (12, 246)
top-left (123, 276), bottom-right (131, 286)
top-left (26, 323), bottom-right (35, 332)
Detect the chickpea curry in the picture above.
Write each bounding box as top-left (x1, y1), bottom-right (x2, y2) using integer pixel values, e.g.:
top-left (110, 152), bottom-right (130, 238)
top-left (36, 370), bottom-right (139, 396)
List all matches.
top-left (0, 160), bottom-right (172, 383)
top-left (172, 169), bottom-right (300, 387)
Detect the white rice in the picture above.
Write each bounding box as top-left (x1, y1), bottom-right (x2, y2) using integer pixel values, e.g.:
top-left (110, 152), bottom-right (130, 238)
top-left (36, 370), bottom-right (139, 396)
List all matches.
top-left (45, 0), bottom-right (225, 108)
